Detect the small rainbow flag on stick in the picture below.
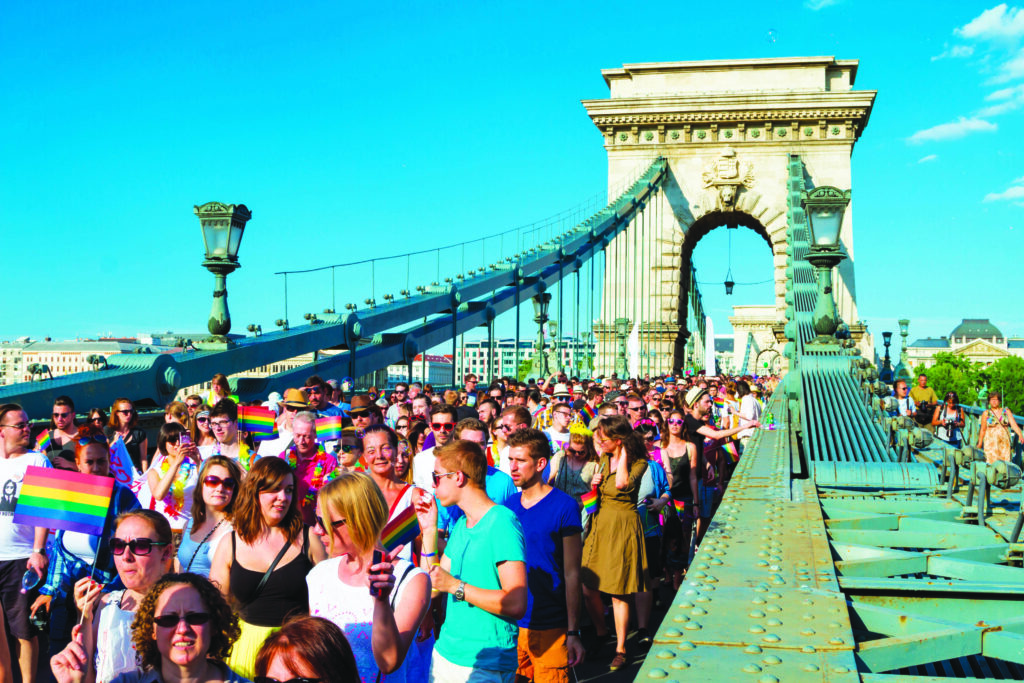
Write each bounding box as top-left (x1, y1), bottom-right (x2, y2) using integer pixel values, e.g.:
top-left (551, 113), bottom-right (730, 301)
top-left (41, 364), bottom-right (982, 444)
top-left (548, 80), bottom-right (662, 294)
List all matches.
top-left (35, 430), bottom-right (52, 452)
top-left (14, 466), bottom-right (114, 536)
top-left (581, 487), bottom-right (600, 515)
top-left (316, 416), bottom-right (343, 442)
top-left (579, 404), bottom-right (596, 422)
top-left (713, 396), bottom-right (726, 409)
top-left (380, 506), bottom-right (419, 553)
top-left (238, 406), bottom-right (278, 440)
top-left (673, 498), bottom-right (688, 516)
top-left (722, 441), bottom-right (741, 463)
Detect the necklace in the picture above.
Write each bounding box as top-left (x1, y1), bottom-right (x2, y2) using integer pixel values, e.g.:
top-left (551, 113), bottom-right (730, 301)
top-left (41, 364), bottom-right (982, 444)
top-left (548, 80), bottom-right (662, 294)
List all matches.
top-left (285, 444), bottom-right (336, 505)
top-left (158, 456), bottom-right (194, 513)
top-left (185, 519), bottom-right (223, 572)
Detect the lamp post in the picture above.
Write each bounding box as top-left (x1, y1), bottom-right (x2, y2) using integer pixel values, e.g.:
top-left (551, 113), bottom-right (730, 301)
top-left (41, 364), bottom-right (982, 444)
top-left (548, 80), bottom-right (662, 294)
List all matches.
top-left (528, 293), bottom-right (551, 378)
top-left (801, 186), bottom-right (851, 345)
top-left (194, 202), bottom-right (252, 344)
top-left (895, 318), bottom-right (912, 382)
top-left (614, 317), bottom-right (630, 378)
top-left (880, 330), bottom-right (894, 383)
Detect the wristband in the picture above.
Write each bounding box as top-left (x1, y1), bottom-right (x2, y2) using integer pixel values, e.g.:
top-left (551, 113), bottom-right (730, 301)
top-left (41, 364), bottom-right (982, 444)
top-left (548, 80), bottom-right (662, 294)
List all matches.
top-left (421, 551), bottom-right (437, 558)
top-left (567, 630), bottom-right (583, 638)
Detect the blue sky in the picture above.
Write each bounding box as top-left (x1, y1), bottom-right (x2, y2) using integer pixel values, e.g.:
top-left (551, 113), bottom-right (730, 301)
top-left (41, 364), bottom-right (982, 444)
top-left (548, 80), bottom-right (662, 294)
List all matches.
top-left (1, 1), bottom-right (1022, 357)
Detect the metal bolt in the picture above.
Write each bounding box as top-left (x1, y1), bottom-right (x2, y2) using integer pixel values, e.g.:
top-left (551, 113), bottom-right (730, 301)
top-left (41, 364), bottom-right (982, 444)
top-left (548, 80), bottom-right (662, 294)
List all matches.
top-left (743, 664), bottom-right (762, 673)
top-left (744, 645), bottom-right (762, 654)
top-left (678, 641), bottom-right (696, 651)
top-left (762, 655), bottom-right (781, 665)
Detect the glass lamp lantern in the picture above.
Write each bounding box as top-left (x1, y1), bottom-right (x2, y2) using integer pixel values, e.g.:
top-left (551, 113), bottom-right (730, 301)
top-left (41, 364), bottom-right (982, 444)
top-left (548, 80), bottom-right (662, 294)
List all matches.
top-left (194, 202), bottom-right (252, 340)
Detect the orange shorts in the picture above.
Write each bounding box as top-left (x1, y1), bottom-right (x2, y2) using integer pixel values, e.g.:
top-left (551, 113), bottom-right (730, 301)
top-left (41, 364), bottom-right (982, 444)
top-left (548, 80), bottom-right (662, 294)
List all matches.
top-left (516, 627), bottom-right (568, 683)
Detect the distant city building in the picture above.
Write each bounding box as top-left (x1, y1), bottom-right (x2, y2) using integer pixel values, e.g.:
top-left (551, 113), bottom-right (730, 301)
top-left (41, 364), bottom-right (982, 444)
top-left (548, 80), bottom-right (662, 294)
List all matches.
top-left (446, 337), bottom-right (596, 383)
top-left (0, 339), bottom-right (175, 386)
top-left (386, 354), bottom-right (453, 387)
top-left (907, 319), bottom-right (1024, 368)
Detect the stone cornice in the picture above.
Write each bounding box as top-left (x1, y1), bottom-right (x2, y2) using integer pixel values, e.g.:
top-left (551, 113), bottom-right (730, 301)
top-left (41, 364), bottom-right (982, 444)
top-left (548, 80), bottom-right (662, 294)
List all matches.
top-left (588, 108), bottom-right (871, 126)
top-left (583, 90), bottom-right (875, 119)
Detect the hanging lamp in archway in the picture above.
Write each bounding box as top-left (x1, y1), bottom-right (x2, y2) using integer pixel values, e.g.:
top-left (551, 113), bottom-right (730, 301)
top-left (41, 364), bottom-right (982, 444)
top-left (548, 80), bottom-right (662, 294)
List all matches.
top-left (724, 225), bottom-right (735, 295)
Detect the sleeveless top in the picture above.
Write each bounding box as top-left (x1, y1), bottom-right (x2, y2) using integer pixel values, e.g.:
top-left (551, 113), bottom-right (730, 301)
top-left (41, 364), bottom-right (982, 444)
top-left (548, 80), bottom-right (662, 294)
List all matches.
top-left (666, 443), bottom-right (692, 501)
top-left (935, 407), bottom-right (962, 444)
top-left (177, 517), bottom-right (230, 577)
top-left (95, 591), bottom-right (140, 683)
top-left (230, 528), bottom-right (313, 627)
top-left (307, 556), bottom-right (425, 683)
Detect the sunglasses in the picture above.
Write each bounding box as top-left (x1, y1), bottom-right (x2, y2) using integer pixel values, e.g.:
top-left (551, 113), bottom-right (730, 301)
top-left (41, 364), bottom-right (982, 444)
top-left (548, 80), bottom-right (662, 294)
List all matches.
top-left (116, 409), bottom-right (134, 415)
top-left (432, 470), bottom-right (458, 485)
top-left (315, 514), bottom-right (346, 532)
top-left (565, 447), bottom-right (587, 456)
top-left (615, 401), bottom-right (628, 407)
top-left (90, 417), bottom-right (104, 424)
top-left (109, 538), bottom-right (170, 556)
top-left (203, 475), bottom-right (237, 490)
top-left (52, 412), bottom-right (72, 419)
top-left (153, 612), bottom-right (211, 629)
top-left (196, 416), bottom-right (210, 424)
top-left (255, 678), bottom-right (322, 683)
top-left (431, 422), bottom-right (455, 433)
top-left (554, 396), bottom-right (570, 403)
top-left (340, 444), bottom-right (360, 453)
top-left (668, 418), bottom-right (685, 425)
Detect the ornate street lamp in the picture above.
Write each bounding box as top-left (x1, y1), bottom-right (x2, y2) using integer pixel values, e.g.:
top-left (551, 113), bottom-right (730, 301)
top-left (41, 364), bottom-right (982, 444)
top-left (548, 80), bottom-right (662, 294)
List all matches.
top-left (614, 317), bottom-right (630, 377)
top-left (801, 186), bottom-right (850, 344)
top-left (194, 202), bottom-right (251, 344)
top-left (880, 330), bottom-right (894, 383)
top-left (528, 293), bottom-right (551, 378)
top-left (895, 318), bottom-right (912, 382)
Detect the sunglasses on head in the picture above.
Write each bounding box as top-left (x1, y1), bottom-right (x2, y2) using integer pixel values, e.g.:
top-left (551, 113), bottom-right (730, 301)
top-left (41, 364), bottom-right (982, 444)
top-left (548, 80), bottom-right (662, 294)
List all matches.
top-left (203, 475), bottom-right (236, 489)
top-left (153, 612), bottom-right (211, 629)
top-left (431, 422), bottom-right (455, 432)
top-left (79, 434), bottom-right (108, 446)
top-left (109, 538), bottom-right (169, 556)
top-left (255, 678), bottom-right (322, 683)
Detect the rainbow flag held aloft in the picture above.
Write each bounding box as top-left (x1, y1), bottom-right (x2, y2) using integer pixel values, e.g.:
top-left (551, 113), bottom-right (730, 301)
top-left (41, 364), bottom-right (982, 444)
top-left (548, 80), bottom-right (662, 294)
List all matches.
top-left (238, 406), bottom-right (278, 440)
top-left (316, 416), bottom-right (343, 442)
top-left (581, 487), bottom-right (599, 515)
top-left (713, 396), bottom-right (726, 409)
top-left (579, 404), bottom-right (596, 422)
top-left (722, 441), bottom-right (741, 463)
top-left (380, 506), bottom-right (419, 553)
top-left (14, 466), bottom-right (114, 536)
top-left (35, 430), bottom-right (52, 452)
top-left (673, 498), bottom-right (688, 517)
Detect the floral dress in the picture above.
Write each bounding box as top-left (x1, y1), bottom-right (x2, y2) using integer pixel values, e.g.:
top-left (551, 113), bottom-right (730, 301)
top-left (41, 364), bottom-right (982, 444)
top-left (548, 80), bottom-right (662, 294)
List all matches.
top-left (131, 454), bottom-right (198, 532)
top-left (983, 408), bottom-right (1013, 464)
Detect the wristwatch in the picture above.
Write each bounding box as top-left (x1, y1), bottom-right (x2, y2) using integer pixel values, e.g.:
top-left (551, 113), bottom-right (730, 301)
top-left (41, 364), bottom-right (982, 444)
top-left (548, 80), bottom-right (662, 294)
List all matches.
top-left (32, 548), bottom-right (45, 555)
top-left (454, 581), bottom-right (466, 602)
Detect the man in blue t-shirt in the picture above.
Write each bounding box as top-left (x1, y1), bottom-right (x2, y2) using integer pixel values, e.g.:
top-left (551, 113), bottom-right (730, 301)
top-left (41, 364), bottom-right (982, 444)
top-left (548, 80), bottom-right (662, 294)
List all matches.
top-left (505, 428), bottom-right (584, 682)
top-left (425, 439), bottom-right (527, 682)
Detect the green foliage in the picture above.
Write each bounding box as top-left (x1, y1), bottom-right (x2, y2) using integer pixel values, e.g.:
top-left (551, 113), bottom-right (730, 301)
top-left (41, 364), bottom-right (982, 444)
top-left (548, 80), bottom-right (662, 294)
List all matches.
top-left (516, 357), bottom-right (533, 382)
top-left (916, 353), bottom-right (982, 405)
top-left (982, 356), bottom-right (1024, 415)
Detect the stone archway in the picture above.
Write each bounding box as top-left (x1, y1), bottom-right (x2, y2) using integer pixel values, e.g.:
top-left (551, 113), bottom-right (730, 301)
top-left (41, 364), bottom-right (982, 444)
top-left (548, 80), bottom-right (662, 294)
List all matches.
top-left (583, 57), bottom-right (875, 376)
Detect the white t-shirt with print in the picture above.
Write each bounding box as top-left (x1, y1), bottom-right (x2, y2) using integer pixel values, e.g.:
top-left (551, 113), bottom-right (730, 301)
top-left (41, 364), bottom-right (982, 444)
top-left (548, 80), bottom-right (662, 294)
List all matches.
top-left (0, 451), bottom-right (52, 560)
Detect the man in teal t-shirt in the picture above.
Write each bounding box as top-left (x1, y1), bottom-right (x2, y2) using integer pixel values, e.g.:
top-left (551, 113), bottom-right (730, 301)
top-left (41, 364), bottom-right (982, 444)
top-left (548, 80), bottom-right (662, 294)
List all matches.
top-left (427, 439), bottom-right (527, 682)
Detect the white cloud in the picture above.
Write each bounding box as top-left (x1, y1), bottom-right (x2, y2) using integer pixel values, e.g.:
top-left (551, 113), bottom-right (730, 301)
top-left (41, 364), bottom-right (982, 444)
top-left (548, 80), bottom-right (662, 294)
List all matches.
top-left (996, 46), bottom-right (1024, 80)
top-left (986, 83), bottom-right (1024, 99)
top-left (984, 177), bottom-right (1024, 202)
top-left (804, 0), bottom-right (842, 9)
top-left (978, 100), bottom-right (1021, 115)
top-left (917, 154), bottom-right (938, 163)
top-left (932, 44), bottom-right (975, 60)
top-left (955, 4), bottom-right (1024, 41)
top-left (907, 117), bottom-right (998, 144)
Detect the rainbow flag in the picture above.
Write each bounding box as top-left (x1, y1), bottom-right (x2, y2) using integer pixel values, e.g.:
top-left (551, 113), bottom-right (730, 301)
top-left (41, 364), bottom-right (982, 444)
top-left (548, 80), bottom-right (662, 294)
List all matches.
top-left (713, 396), bottom-right (726, 409)
top-left (722, 441), bottom-right (740, 463)
top-left (14, 466), bottom-right (114, 535)
top-left (579, 404), bottom-right (596, 422)
top-left (35, 430), bottom-right (52, 452)
top-left (581, 487), bottom-right (599, 515)
top-left (316, 416), bottom-right (343, 442)
top-left (673, 498), bottom-right (688, 516)
top-left (238, 406), bottom-right (277, 439)
top-left (380, 506), bottom-right (419, 553)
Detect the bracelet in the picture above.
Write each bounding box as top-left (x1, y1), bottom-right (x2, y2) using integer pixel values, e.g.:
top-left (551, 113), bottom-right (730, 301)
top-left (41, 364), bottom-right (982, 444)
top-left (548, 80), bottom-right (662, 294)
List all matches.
top-left (566, 630), bottom-right (583, 638)
top-left (421, 551), bottom-right (437, 558)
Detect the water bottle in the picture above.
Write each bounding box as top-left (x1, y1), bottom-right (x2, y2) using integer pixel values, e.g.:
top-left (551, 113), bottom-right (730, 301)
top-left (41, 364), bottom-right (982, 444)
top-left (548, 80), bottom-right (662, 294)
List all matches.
top-left (20, 569), bottom-right (42, 595)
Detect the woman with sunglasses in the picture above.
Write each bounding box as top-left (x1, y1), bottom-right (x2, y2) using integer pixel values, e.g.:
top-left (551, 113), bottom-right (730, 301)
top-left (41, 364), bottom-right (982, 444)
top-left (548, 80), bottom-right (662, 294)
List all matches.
top-left (254, 616), bottom-right (359, 683)
top-left (395, 416), bottom-right (411, 439)
top-left (176, 457), bottom-right (244, 578)
top-left (33, 426), bottom-right (141, 663)
top-left (136, 423), bottom-right (201, 532)
top-left (931, 391), bottom-right (965, 447)
top-left (112, 572), bottom-right (245, 683)
top-left (106, 398), bottom-right (148, 472)
top-left (50, 510), bottom-right (174, 683)
top-left (547, 425), bottom-right (600, 510)
top-left (210, 457), bottom-right (326, 680)
top-left (976, 390), bottom-right (1023, 464)
top-left (87, 408), bottom-right (108, 431)
top-left (657, 410), bottom-right (695, 591)
top-left (308, 472), bottom-right (431, 682)
top-left (192, 409), bottom-right (217, 448)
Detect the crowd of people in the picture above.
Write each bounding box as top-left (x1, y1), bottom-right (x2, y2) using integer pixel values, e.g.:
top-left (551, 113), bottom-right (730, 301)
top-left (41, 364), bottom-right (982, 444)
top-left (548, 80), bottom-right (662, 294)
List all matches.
top-left (0, 369), bottom-right (779, 682)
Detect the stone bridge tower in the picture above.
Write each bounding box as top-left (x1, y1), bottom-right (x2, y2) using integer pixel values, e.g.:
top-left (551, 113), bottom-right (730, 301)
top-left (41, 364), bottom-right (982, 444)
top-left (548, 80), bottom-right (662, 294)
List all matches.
top-left (583, 57), bottom-right (876, 375)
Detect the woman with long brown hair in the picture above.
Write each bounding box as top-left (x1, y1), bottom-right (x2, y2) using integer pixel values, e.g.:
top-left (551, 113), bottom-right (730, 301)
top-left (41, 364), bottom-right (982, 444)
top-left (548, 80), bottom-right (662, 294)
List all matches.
top-left (176, 456), bottom-right (244, 577)
top-left (254, 616), bottom-right (359, 683)
top-left (209, 457), bottom-right (326, 679)
top-left (579, 414), bottom-right (649, 671)
top-left (106, 398), bottom-right (148, 472)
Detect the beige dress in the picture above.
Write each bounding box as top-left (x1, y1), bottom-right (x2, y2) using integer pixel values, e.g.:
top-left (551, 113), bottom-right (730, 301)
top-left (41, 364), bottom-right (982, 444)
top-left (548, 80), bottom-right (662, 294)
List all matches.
top-left (581, 455), bottom-right (649, 595)
top-left (983, 408), bottom-right (1013, 464)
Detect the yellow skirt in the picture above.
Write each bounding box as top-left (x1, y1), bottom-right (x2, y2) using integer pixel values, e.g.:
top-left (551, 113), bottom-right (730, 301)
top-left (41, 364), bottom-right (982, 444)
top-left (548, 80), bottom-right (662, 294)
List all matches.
top-left (226, 619), bottom-right (279, 680)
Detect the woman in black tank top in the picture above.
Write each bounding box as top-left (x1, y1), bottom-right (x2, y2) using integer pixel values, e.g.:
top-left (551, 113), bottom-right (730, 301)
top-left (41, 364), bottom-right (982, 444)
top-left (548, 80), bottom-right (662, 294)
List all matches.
top-left (210, 457), bottom-right (327, 679)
